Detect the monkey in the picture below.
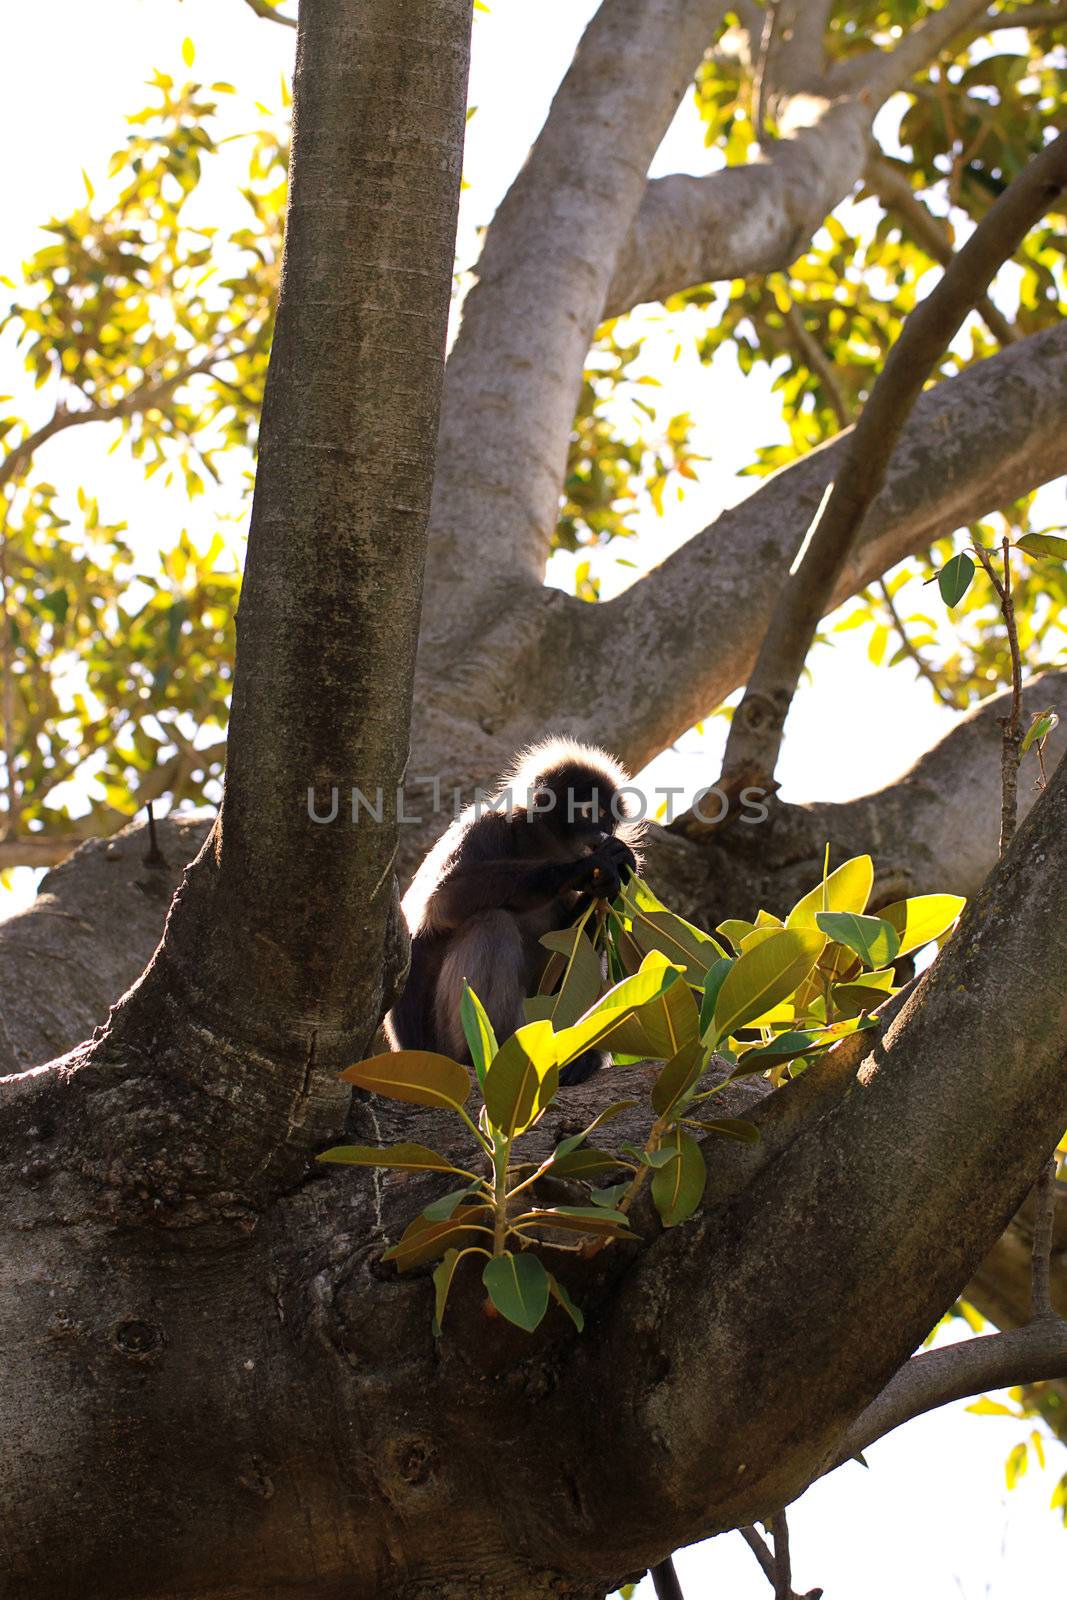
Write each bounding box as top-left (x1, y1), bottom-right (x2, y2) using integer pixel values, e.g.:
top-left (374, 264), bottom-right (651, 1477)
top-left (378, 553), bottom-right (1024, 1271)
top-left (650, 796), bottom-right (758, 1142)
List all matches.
top-left (385, 739), bottom-right (642, 1085)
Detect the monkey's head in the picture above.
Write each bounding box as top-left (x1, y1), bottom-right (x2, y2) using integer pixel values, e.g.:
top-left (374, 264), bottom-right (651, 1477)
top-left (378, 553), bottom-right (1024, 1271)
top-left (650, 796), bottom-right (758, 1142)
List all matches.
top-left (503, 737), bottom-right (644, 857)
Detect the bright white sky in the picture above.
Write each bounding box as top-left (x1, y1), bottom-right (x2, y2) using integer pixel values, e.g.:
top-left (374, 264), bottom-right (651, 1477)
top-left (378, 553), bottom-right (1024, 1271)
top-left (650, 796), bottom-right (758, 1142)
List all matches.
top-left (1, 3), bottom-right (1063, 1593)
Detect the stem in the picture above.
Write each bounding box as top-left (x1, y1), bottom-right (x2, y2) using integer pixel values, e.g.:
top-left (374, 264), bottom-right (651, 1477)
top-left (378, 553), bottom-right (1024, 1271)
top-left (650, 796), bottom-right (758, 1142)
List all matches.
top-left (492, 1138), bottom-right (510, 1256)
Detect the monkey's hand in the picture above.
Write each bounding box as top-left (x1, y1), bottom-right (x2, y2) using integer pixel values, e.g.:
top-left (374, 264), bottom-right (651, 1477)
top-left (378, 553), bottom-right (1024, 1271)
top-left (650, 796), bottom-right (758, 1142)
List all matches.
top-left (567, 838), bottom-right (636, 902)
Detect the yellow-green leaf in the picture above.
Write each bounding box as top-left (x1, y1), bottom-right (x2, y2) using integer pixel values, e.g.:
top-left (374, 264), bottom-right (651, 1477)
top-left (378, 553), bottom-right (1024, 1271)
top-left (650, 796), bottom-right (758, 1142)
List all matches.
top-left (786, 856), bottom-right (873, 929)
top-left (316, 1142), bottom-right (475, 1177)
top-left (878, 894), bottom-right (965, 957)
top-left (711, 929), bottom-right (826, 1045)
top-left (338, 1051), bottom-right (471, 1112)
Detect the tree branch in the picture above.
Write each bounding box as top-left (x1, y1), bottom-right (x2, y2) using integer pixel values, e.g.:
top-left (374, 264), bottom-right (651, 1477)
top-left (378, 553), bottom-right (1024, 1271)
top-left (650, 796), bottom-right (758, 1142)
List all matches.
top-left (832, 0), bottom-right (995, 96)
top-left (865, 153), bottom-right (1019, 346)
top-left (832, 1318), bottom-right (1067, 1467)
top-left (423, 0), bottom-right (729, 632)
top-left (108, 0), bottom-right (472, 1058)
top-left (564, 322), bottom-right (1067, 772)
top-left (603, 95), bottom-right (873, 322)
top-left (574, 753), bottom-right (1067, 1547)
top-left (716, 129), bottom-right (1067, 796)
top-left (0, 355), bottom-right (227, 495)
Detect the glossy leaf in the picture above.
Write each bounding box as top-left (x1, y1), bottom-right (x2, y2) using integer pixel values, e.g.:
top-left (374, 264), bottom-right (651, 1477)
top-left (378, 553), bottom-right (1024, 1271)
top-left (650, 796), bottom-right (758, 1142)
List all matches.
top-left (316, 1142), bottom-right (475, 1177)
top-left (815, 911), bottom-right (899, 969)
top-left (338, 1051), bottom-right (471, 1112)
top-left (483, 1022), bottom-right (558, 1140)
top-left (460, 983), bottom-right (497, 1090)
top-left (651, 1129), bottom-right (707, 1227)
top-left (938, 552), bottom-right (976, 607)
top-left (547, 1273), bottom-right (585, 1332)
top-left (1017, 533), bottom-right (1067, 560)
top-left (786, 855), bottom-right (873, 930)
top-left (483, 1252), bottom-right (550, 1332)
top-left (711, 928), bottom-right (826, 1044)
top-left (383, 1206), bottom-right (493, 1272)
top-left (651, 1038), bottom-right (705, 1118)
top-left (552, 952), bottom-right (683, 1063)
top-left (878, 894), bottom-right (966, 957)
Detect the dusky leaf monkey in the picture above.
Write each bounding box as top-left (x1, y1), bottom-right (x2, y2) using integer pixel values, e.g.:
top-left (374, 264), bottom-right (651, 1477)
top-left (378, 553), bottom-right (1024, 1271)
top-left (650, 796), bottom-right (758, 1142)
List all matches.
top-left (386, 739), bottom-right (642, 1084)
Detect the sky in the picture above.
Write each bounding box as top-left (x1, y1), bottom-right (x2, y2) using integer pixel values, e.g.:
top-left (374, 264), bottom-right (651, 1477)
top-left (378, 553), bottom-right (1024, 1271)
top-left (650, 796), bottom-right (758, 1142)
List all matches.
top-left (0, 2), bottom-right (1064, 1594)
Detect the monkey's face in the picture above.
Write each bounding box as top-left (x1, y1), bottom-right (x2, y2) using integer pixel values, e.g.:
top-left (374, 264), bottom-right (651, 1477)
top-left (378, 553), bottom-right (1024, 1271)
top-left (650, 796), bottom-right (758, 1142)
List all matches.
top-left (535, 765), bottom-right (620, 850)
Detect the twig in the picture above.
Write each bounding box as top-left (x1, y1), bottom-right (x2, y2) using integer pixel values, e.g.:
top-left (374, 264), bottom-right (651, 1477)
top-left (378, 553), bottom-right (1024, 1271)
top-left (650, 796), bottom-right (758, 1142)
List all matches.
top-left (752, 0), bottom-right (784, 138)
top-left (972, 535), bottom-right (1023, 851)
top-left (715, 127), bottom-right (1067, 803)
top-left (650, 1554), bottom-right (686, 1600)
top-left (0, 354), bottom-right (229, 496)
top-left (241, 0), bottom-right (297, 26)
top-left (1031, 1159), bottom-right (1059, 1320)
top-left (782, 300), bottom-right (849, 430)
top-left (877, 577), bottom-right (959, 708)
top-left (740, 1525), bottom-right (777, 1585)
top-left (771, 1511), bottom-right (792, 1600)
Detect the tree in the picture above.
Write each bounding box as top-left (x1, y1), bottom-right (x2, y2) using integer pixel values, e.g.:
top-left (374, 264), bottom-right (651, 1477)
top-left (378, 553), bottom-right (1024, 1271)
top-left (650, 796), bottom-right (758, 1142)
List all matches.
top-left (1, 1), bottom-right (1066, 1596)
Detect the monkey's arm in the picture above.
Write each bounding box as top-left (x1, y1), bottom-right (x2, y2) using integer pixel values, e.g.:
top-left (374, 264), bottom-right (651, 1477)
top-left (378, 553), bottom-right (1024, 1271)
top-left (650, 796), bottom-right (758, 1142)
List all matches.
top-left (425, 857), bottom-right (602, 934)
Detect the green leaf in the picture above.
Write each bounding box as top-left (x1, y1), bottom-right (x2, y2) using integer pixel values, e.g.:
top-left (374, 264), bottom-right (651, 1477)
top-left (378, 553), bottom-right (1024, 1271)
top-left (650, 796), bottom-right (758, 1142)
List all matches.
top-left (685, 1116), bottom-right (761, 1144)
top-left (878, 894), bottom-right (965, 957)
top-left (316, 1141), bottom-right (475, 1177)
top-left (547, 1146), bottom-right (626, 1178)
top-left (732, 1030), bottom-right (819, 1068)
top-left (716, 918), bottom-right (755, 951)
top-left (786, 855), bottom-right (873, 929)
top-left (460, 983), bottom-right (497, 1090)
top-left (433, 1248), bottom-right (466, 1330)
top-left (553, 952), bottom-right (682, 1064)
top-left (937, 552), bottom-right (976, 607)
top-left (540, 924), bottom-right (604, 1027)
top-left (483, 1022), bottom-right (559, 1140)
top-left (651, 1129), bottom-right (707, 1226)
top-left (699, 957), bottom-right (734, 1041)
top-left (547, 1273), bottom-right (585, 1332)
top-left (423, 1183), bottom-right (482, 1222)
top-left (483, 1252), bottom-right (550, 1332)
top-left (815, 912), bottom-right (900, 969)
top-left (1021, 711), bottom-right (1058, 753)
top-left (514, 1208), bottom-right (638, 1238)
top-left (651, 1038), bottom-right (705, 1118)
top-left (711, 929), bottom-right (826, 1045)
top-left (624, 887), bottom-right (727, 984)
top-left (338, 1051), bottom-right (471, 1113)
top-left (383, 1207), bottom-right (492, 1271)
top-left (636, 972), bottom-right (701, 1058)
top-left (1016, 532), bottom-right (1067, 561)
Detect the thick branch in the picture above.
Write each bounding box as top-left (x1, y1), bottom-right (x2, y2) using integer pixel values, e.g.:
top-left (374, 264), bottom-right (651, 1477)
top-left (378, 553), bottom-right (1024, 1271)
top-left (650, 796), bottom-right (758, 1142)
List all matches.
top-left (574, 752), bottom-right (1067, 1552)
top-left (603, 96), bottom-right (872, 321)
top-left (423, 0), bottom-right (728, 627)
top-left (718, 128), bottom-right (1067, 792)
top-left (109, 0), bottom-right (471, 1064)
top-left (604, 0), bottom-right (991, 321)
